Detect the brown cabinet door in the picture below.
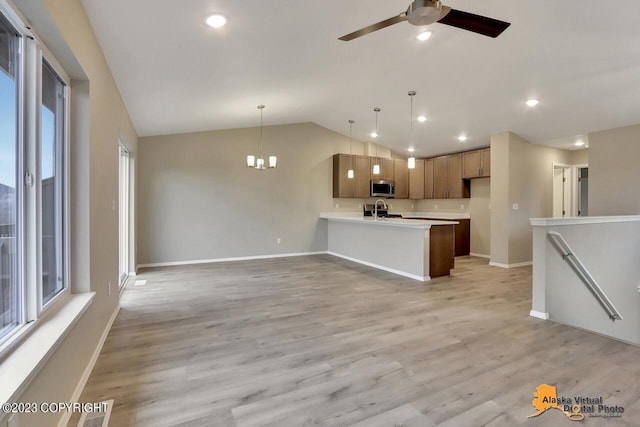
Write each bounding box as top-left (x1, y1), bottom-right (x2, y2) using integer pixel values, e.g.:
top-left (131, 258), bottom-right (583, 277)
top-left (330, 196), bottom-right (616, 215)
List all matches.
top-left (448, 153), bottom-right (469, 199)
top-left (393, 158), bottom-right (409, 199)
top-left (480, 148), bottom-right (491, 177)
top-left (379, 158), bottom-right (394, 181)
top-left (333, 154), bottom-right (355, 197)
top-left (462, 150), bottom-right (481, 179)
top-left (354, 155), bottom-right (371, 198)
top-left (424, 158), bottom-right (434, 199)
top-left (409, 159), bottom-right (425, 200)
top-left (433, 156), bottom-right (448, 199)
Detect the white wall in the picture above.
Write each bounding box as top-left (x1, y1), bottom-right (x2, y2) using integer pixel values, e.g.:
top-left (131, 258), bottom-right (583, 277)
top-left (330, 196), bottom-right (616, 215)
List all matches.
top-left (490, 132), bottom-right (586, 266)
top-left (588, 123), bottom-right (640, 215)
top-left (137, 123), bottom-right (415, 266)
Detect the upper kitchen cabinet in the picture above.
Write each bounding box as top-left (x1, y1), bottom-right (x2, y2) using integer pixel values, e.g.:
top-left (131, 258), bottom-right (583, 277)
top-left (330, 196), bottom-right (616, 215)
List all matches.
top-left (434, 153), bottom-right (470, 199)
top-left (333, 154), bottom-right (370, 198)
top-left (354, 155), bottom-right (371, 198)
top-left (393, 158), bottom-right (409, 199)
top-left (462, 147), bottom-right (491, 178)
top-left (424, 158), bottom-right (434, 199)
top-left (373, 157), bottom-right (394, 181)
top-left (409, 159), bottom-right (425, 200)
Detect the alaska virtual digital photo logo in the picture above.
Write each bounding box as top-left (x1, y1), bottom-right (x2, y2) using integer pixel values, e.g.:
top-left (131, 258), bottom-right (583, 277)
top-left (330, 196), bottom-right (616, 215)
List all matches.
top-left (527, 384), bottom-right (624, 421)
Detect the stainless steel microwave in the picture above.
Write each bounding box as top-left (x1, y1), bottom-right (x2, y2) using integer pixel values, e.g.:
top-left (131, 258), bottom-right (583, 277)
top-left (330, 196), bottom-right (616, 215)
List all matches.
top-left (370, 180), bottom-right (395, 198)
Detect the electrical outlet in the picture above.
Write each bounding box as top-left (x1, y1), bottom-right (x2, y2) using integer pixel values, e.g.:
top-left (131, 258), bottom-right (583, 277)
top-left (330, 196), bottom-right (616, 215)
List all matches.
top-left (411, 204), bottom-right (414, 209)
top-left (108, 281), bottom-right (111, 296)
top-left (389, 204), bottom-right (393, 209)
top-left (460, 204), bottom-right (465, 210)
top-left (435, 204), bottom-right (439, 210)
top-left (512, 203), bottom-right (519, 210)
top-left (277, 238), bottom-right (281, 244)
top-left (335, 203), bottom-right (339, 209)
top-left (358, 204), bottom-right (362, 209)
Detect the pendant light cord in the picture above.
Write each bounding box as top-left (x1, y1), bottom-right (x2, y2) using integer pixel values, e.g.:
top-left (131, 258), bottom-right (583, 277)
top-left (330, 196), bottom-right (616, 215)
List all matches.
top-left (259, 106), bottom-right (264, 158)
top-left (349, 119), bottom-right (354, 169)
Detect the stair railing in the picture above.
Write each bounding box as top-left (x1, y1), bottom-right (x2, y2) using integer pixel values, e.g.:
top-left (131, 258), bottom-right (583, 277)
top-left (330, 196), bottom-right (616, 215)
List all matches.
top-left (547, 231), bottom-right (622, 321)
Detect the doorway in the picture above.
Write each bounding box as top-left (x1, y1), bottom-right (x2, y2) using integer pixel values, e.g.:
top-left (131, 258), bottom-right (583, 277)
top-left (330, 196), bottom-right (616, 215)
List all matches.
top-left (576, 165), bottom-right (588, 216)
top-left (552, 164), bottom-right (571, 218)
top-left (118, 143), bottom-right (130, 287)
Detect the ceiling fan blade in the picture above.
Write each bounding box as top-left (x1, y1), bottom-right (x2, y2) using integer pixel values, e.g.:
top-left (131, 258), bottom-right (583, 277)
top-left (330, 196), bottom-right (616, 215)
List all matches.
top-left (437, 8), bottom-right (510, 38)
top-left (339, 13), bottom-right (408, 41)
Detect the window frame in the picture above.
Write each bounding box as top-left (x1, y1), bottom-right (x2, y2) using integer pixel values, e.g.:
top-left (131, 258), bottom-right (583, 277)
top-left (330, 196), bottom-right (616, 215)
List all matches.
top-left (0, 1), bottom-right (71, 357)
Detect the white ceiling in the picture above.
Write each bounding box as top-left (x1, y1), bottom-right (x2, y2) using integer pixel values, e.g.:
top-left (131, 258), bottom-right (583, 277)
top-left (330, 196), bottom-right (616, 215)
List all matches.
top-left (80, 0), bottom-right (640, 157)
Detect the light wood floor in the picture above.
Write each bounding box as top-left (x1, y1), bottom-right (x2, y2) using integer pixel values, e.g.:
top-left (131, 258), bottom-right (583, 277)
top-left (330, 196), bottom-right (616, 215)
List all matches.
top-left (70, 255), bottom-right (640, 426)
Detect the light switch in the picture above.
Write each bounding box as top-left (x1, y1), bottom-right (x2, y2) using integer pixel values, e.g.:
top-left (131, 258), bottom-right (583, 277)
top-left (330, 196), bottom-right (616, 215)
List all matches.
top-left (512, 203), bottom-right (519, 210)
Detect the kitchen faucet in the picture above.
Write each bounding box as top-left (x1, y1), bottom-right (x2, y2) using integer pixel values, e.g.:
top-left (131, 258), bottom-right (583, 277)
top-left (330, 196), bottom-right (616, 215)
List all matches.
top-left (373, 199), bottom-right (388, 220)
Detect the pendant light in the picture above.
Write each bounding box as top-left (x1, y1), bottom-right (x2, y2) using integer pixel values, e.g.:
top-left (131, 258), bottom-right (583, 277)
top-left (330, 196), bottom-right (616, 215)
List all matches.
top-left (347, 119), bottom-right (355, 179)
top-left (246, 105), bottom-right (277, 170)
top-left (372, 107), bottom-right (381, 175)
top-left (407, 91), bottom-right (416, 169)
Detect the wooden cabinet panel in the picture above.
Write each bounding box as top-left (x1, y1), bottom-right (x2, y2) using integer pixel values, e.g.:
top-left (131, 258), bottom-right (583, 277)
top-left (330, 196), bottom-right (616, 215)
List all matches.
top-left (463, 150), bottom-right (481, 178)
top-left (480, 148), bottom-right (490, 177)
top-left (433, 156), bottom-right (448, 199)
top-left (424, 158), bottom-right (434, 199)
top-left (354, 155), bottom-right (371, 198)
top-left (462, 148), bottom-right (491, 178)
top-left (333, 154), bottom-right (370, 198)
top-left (333, 154), bottom-right (355, 198)
top-left (409, 159), bottom-right (425, 200)
top-left (393, 159), bottom-right (409, 199)
top-left (377, 158), bottom-right (394, 181)
top-left (447, 153), bottom-right (467, 198)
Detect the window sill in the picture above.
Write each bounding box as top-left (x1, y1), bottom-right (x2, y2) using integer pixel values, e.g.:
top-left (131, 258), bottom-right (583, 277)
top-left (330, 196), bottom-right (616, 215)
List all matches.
top-left (0, 293), bottom-right (94, 411)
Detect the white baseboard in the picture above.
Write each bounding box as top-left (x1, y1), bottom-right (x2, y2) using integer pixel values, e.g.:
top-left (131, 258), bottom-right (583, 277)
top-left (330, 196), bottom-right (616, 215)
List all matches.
top-left (489, 260), bottom-right (533, 269)
top-left (530, 310), bottom-right (549, 320)
top-left (469, 252), bottom-right (490, 259)
top-left (137, 251), bottom-right (327, 269)
top-left (58, 304), bottom-right (120, 427)
top-left (327, 251), bottom-right (430, 282)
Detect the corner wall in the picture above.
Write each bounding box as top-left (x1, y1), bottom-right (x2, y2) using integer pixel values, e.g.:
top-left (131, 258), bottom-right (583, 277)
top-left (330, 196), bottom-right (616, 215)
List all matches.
top-left (588, 123), bottom-right (640, 215)
top-left (137, 123), bottom-right (415, 266)
top-left (490, 132), bottom-right (580, 266)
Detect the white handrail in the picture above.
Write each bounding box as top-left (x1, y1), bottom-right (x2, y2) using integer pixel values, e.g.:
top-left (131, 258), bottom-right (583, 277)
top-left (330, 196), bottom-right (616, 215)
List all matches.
top-left (547, 231), bottom-right (622, 321)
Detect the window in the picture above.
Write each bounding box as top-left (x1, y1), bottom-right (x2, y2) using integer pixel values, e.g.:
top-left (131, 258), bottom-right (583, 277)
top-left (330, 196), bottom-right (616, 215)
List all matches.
top-left (0, 7), bottom-right (69, 352)
top-left (0, 12), bottom-right (20, 342)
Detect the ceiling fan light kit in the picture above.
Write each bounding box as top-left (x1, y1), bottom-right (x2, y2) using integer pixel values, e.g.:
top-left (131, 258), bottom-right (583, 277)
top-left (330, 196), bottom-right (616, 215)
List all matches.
top-left (338, 0), bottom-right (510, 41)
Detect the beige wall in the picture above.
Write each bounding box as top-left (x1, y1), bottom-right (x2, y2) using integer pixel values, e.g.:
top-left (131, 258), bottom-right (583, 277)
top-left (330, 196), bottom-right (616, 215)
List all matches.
top-left (137, 123), bottom-right (415, 265)
top-left (588, 123), bottom-right (640, 215)
top-left (490, 132), bottom-right (580, 266)
top-left (12, 0), bottom-right (138, 426)
top-left (415, 178), bottom-right (490, 257)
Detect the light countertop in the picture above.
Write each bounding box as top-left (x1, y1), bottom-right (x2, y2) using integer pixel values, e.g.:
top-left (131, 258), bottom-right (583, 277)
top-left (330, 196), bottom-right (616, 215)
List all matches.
top-left (319, 213), bottom-right (458, 228)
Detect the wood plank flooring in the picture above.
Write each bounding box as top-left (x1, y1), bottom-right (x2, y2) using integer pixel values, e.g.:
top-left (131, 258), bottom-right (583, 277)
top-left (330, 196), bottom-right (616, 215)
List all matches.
top-left (69, 255), bottom-right (640, 426)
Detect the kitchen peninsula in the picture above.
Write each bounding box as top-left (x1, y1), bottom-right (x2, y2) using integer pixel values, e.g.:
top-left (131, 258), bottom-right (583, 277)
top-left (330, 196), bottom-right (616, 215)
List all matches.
top-left (319, 213), bottom-right (458, 281)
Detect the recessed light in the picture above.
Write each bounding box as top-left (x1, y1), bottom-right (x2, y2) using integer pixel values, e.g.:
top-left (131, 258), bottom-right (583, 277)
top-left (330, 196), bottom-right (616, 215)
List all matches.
top-left (574, 140), bottom-right (585, 147)
top-left (458, 135), bottom-right (467, 142)
top-left (370, 131), bottom-right (378, 138)
top-left (408, 147), bottom-right (415, 153)
top-left (416, 31), bottom-right (432, 41)
top-left (205, 14), bottom-right (227, 28)
top-left (526, 99), bottom-right (539, 107)
top-left (417, 115), bottom-right (427, 122)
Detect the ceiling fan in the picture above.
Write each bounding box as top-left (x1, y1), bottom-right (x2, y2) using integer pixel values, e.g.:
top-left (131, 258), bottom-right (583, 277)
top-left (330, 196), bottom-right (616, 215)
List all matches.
top-left (338, 0), bottom-right (511, 41)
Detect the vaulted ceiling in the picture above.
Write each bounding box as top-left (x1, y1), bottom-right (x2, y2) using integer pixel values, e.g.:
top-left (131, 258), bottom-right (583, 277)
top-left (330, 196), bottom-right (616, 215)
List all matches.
top-left (80, 0), bottom-right (640, 156)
